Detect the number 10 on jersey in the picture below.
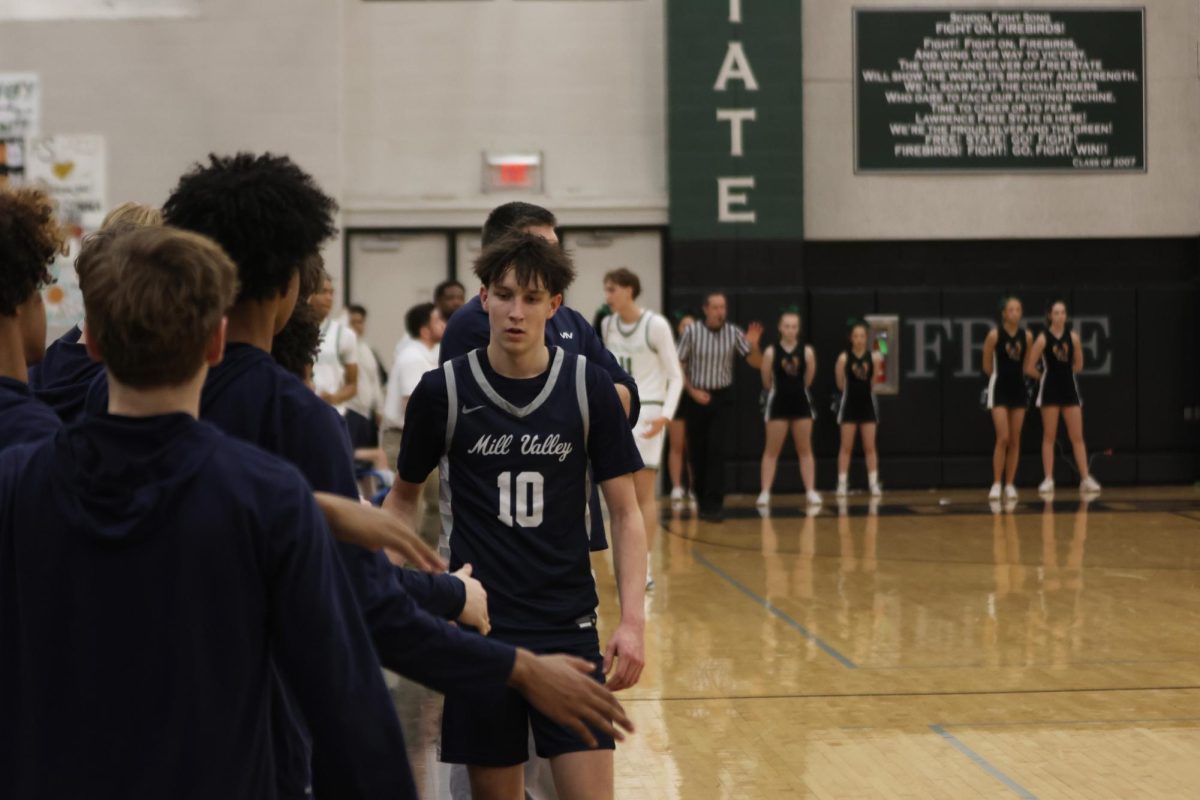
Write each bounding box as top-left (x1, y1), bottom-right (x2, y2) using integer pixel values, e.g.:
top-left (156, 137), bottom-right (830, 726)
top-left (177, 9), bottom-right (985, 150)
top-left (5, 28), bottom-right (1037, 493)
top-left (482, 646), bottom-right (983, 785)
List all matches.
top-left (497, 471), bottom-right (545, 527)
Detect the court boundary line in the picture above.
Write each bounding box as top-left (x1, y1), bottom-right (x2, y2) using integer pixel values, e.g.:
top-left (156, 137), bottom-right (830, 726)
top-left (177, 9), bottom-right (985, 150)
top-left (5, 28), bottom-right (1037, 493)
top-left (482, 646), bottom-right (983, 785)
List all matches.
top-left (620, 685), bottom-right (1200, 702)
top-left (930, 724), bottom-right (1038, 799)
top-left (693, 550), bottom-right (859, 670)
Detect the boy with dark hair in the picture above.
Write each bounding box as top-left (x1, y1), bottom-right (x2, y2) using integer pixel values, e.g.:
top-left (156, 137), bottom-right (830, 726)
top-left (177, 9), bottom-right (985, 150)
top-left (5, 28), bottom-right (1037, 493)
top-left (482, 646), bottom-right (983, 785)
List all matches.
top-left (85, 153), bottom-right (632, 798)
top-left (0, 186), bottom-right (67, 448)
top-left (434, 278), bottom-right (467, 320)
top-left (383, 301), bottom-right (445, 480)
top-left (389, 233), bottom-right (648, 800)
top-left (440, 201), bottom-right (642, 557)
top-left (0, 226), bottom-right (414, 798)
top-left (271, 300), bottom-right (323, 384)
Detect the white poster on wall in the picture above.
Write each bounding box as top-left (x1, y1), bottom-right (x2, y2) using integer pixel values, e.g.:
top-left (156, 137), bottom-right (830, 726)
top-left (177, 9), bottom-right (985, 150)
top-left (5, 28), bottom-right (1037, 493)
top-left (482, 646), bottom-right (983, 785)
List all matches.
top-left (0, 73), bottom-right (39, 183)
top-left (2, 1), bottom-right (200, 20)
top-left (27, 134), bottom-right (107, 331)
top-left (0, 73), bottom-right (39, 139)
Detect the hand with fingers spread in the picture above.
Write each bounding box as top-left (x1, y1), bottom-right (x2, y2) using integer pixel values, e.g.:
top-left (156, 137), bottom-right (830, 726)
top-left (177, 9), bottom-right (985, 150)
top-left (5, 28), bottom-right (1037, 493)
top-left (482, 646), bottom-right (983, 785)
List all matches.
top-left (746, 321), bottom-right (765, 346)
top-left (314, 492), bottom-right (446, 573)
top-left (603, 619), bottom-right (645, 692)
top-left (452, 564), bottom-right (490, 636)
top-left (508, 650), bottom-right (635, 748)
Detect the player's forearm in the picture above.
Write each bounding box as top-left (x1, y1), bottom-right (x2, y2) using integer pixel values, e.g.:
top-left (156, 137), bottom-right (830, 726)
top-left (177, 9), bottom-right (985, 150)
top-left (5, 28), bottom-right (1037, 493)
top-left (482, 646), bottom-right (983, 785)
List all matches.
top-left (331, 383), bottom-right (357, 405)
top-left (746, 339), bottom-right (764, 370)
top-left (610, 506), bottom-right (647, 625)
top-left (382, 479), bottom-right (421, 530)
top-left (314, 492), bottom-right (375, 549)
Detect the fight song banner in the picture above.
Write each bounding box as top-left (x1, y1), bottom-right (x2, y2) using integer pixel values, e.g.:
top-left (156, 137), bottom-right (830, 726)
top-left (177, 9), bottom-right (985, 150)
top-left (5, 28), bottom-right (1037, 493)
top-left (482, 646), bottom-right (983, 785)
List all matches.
top-left (666, 0), bottom-right (804, 241)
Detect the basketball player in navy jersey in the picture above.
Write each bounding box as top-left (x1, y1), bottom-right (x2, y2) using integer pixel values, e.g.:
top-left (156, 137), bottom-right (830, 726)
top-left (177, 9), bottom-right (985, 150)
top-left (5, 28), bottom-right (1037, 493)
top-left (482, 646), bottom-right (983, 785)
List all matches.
top-left (1026, 300), bottom-right (1101, 495)
top-left (982, 296), bottom-right (1033, 501)
top-left (835, 321), bottom-right (883, 497)
top-left (390, 233), bottom-right (646, 800)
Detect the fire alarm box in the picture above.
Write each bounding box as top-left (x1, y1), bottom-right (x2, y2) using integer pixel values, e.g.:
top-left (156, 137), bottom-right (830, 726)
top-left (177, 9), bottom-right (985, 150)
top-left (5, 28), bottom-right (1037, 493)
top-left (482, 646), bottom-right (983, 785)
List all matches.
top-left (864, 314), bottom-right (899, 395)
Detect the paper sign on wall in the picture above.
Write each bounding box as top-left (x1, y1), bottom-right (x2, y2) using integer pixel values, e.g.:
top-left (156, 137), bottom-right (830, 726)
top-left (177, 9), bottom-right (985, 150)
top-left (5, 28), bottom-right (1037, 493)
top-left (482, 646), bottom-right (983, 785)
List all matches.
top-left (27, 134), bottom-right (107, 330)
top-left (0, 73), bottom-right (39, 184)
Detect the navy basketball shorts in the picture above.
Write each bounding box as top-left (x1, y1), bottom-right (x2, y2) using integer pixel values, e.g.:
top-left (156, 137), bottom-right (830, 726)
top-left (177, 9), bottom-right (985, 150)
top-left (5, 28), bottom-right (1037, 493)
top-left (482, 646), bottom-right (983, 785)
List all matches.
top-left (440, 629), bottom-right (615, 767)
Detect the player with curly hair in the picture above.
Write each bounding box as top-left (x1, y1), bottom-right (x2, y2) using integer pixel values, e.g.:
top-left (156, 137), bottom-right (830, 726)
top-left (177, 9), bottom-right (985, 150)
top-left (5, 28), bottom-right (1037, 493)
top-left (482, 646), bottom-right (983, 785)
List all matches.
top-left (0, 185), bottom-right (68, 449)
top-left (272, 301), bottom-right (323, 385)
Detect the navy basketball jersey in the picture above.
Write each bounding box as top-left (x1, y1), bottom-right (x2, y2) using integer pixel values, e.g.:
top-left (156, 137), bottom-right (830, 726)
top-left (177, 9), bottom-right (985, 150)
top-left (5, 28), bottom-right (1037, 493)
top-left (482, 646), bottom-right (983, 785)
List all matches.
top-left (440, 348), bottom-right (597, 636)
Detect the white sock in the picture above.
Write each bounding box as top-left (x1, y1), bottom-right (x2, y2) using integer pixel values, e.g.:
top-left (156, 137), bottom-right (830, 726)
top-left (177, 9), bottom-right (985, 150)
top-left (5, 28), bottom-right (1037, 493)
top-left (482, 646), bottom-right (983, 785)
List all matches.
top-left (837, 473), bottom-right (848, 484)
top-left (868, 470), bottom-right (879, 486)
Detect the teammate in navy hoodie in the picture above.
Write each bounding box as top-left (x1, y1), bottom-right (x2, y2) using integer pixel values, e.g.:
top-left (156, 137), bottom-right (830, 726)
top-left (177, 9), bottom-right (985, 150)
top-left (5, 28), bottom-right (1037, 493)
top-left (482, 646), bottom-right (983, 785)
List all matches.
top-left (0, 186), bottom-right (66, 449)
top-left (0, 226), bottom-right (413, 798)
top-left (26, 324), bottom-right (98, 424)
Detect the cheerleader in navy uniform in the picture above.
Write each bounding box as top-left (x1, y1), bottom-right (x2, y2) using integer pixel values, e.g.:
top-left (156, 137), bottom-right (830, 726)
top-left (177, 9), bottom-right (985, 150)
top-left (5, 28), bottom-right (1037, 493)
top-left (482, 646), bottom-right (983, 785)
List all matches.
top-left (835, 321), bottom-right (883, 497)
top-left (1025, 300), bottom-right (1101, 495)
top-left (757, 310), bottom-right (821, 508)
top-left (982, 296), bottom-right (1033, 501)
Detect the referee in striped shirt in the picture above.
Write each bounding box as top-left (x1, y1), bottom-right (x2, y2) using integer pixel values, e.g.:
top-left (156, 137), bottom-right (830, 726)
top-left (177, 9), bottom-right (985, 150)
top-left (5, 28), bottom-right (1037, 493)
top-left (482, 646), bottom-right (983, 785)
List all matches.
top-left (677, 291), bottom-right (763, 521)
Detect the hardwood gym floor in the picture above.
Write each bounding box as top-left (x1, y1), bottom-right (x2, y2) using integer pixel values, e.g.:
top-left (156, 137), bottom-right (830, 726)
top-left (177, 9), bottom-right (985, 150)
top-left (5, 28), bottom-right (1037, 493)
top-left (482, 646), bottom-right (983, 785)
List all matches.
top-left (393, 486), bottom-right (1200, 799)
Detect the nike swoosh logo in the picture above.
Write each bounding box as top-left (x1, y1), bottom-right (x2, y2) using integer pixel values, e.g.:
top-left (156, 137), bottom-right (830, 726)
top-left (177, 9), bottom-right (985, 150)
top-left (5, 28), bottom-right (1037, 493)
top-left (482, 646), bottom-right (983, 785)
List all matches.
top-left (462, 405), bottom-right (486, 415)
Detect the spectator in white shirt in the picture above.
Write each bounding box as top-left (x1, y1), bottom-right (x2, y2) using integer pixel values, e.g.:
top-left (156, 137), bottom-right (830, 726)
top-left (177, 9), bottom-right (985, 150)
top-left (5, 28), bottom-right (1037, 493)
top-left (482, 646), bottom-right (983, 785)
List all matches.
top-left (382, 302), bottom-right (445, 469)
top-left (344, 304), bottom-right (386, 449)
top-left (310, 274), bottom-right (358, 410)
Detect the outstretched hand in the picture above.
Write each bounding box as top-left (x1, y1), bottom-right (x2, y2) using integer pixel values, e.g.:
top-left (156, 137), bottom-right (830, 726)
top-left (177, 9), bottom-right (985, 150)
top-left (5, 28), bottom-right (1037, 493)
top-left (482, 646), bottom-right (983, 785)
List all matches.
top-left (746, 321), bottom-right (765, 345)
top-left (452, 564), bottom-right (490, 635)
top-left (315, 492), bottom-right (446, 573)
top-left (510, 651), bottom-right (635, 748)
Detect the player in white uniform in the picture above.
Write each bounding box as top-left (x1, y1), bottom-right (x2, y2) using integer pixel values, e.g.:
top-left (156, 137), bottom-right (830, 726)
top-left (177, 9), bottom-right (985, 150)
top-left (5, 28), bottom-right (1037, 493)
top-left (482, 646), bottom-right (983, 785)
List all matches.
top-left (602, 268), bottom-right (683, 589)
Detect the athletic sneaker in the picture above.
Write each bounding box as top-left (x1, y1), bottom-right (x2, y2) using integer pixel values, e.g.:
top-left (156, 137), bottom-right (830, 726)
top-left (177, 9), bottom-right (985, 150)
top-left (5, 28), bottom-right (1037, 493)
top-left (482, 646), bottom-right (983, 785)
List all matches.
top-left (836, 480), bottom-right (849, 497)
top-left (670, 487), bottom-right (685, 505)
top-left (1038, 478), bottom-right (1055, 495)
top-left (687, 490), bottom-right (697, 506)
top-left (869, 482), bottom-right (882, 498)
top-left (806, 490), bottom-right (822, 507)
top-left (1004, 484), bottom-right (1018, 501)
top-left (755, 491), bottom-right (770, 507)
top-left (1080, 475), bottom-right (1102, 494)
top-left (988, 482), bottom-right (1002, 500)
